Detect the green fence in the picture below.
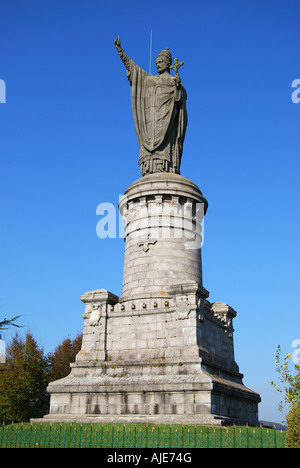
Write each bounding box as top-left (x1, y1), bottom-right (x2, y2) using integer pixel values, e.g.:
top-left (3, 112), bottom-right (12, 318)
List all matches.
top-left (0, 423), bottom-right (286, 448)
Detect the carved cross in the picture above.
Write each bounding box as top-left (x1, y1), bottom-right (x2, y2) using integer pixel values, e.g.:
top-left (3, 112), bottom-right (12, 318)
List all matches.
top-left (138, 238), bottom-right (157, 253)
top-left (170, 58), bottom-right (184, 77)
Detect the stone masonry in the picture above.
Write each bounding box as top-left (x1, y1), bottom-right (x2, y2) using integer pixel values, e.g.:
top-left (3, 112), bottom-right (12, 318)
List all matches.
top-left (37, 173), bottom-right (261, 425)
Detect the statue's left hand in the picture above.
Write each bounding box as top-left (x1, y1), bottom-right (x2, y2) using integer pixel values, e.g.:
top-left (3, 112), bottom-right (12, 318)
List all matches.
top-left (174, 74), bottom-right (181, 87)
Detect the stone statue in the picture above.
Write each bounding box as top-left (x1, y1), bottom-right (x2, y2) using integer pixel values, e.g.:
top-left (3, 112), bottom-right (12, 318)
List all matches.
top-left (114, 36), bottom-right (187, 176)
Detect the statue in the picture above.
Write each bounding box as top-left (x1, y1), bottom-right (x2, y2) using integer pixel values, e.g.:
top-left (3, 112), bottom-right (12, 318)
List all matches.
top-left (114, 36), bottom-right (187, 176)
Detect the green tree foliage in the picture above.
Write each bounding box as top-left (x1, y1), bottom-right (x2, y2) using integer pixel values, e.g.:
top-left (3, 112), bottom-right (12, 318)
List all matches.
top-left (46, 333), bottom-right (82, 383)
top-left (0, 332), bottom-right (48, 424)
top-left (0, 315), bottom-right (22, 331)
top-left (285, 401), bottom-right (300, 448)
top-left (0, 332), bottom-right (82, 424)
top-left (271, 344), bottom-right (300, 412)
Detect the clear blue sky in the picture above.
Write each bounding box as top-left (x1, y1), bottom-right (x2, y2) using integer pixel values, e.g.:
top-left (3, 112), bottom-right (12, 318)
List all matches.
top-left (1, 0), bottom-right (299, 424)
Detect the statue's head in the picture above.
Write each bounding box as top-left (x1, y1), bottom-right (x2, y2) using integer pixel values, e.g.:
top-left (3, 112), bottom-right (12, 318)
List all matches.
top-left (156, 48), bottom-right (172, 74)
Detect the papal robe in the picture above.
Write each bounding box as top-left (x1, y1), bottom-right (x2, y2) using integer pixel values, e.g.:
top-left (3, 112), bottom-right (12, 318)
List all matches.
top-left (126, 59), bottom-right (187, 176)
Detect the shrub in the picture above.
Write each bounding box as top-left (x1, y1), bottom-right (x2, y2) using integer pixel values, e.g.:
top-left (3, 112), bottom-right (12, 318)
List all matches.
top-left (286, 401), bottom-right (300, 448)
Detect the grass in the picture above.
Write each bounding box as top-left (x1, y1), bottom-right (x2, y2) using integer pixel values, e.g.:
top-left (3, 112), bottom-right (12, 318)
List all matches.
top-left (0, 422), bottom-right (286, 448)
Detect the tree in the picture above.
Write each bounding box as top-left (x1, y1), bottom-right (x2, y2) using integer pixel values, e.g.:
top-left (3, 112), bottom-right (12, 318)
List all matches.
top-left (0, 332), bottom-right (48, 424)
top-left (271, 344), bottom-right (300, 413)
top-left (0, 315), bottom-right (22, 331)
top-left (46, 333), bottom-right (82, 384)
top-left (0, 331), bottom-right (83, 424)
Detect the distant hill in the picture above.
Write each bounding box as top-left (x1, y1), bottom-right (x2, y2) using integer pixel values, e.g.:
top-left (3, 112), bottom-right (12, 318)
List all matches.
top-left (260, 420), bottom-right (286, 431)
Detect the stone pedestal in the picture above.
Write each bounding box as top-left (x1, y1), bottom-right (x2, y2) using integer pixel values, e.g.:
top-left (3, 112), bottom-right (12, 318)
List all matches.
top-left (119, 173), bottom-right (207, 301)
top-left (37, 174), bottom-right (260, 426)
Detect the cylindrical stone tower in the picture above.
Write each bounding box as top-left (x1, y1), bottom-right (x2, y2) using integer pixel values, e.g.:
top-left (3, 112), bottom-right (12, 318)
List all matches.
top-left (118, 173), bottom-right (208, 302)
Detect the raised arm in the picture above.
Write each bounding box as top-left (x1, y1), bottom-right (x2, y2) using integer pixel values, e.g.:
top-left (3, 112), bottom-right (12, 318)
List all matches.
top-left (114, 36), bottom-right (131, 73)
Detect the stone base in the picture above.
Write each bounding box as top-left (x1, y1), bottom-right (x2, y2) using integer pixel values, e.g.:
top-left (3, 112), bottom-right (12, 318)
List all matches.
top-left (33, 414), bottom-right (236, 427)
top-left (37, 365), bottom-right (260, 426)
top-left (37, 283), bottom-right (260, 426)
top-left (36, 175), bottom-right (261, 426)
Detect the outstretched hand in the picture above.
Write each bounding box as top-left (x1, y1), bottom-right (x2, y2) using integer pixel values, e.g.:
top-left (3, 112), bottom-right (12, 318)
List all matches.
top-left (114, 35), bottom-right (121, 48)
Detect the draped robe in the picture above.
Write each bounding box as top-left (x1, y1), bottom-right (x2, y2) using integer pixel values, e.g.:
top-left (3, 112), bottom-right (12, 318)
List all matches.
top-left (126, 59), bottom-right (187, 175)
